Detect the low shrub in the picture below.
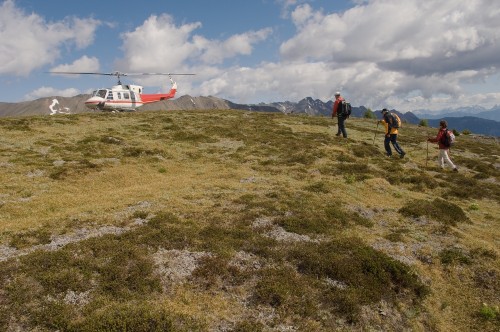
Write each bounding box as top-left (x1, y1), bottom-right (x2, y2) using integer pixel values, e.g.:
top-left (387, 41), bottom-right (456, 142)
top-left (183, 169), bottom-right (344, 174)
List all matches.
top-left (419, 119), bottom-right (429, 127)
top-left (288, 238), bottom-right (429, 321)
top-left (253, 266), bottom-right (317, 317)
top-left (9, 228), bottom-right (52, 249)
top-left (351, 142), bottom-right (380, 158)
top-left (277, 203), bottom-right (367, 235)
top-left (232, 320), bottom-right (265, 332)
top-left (439, 247), bottom-right (472, 265)
top-left (385, 229), bottom-right (409, 243)
top-left (304, 181), bottom-right (330, 193)
top-left (399, 198), bottom-right (470, 226)
top-left (73, 301), bottom-right (203, 331)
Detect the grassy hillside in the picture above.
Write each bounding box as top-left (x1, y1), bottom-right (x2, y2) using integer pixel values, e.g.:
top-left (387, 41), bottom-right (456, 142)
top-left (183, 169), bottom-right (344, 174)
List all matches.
top-left (0, 110), bottom-right (498, 331)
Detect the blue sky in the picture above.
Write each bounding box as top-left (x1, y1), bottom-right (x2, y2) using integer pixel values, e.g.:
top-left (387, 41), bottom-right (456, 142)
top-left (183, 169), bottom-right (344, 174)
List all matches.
top-left (1, 0), bottom-right (500, 113)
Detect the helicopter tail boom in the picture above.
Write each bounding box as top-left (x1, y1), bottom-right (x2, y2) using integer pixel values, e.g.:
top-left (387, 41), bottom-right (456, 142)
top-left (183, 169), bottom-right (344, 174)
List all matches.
top-left (140, 81), bottom-right (177, 104)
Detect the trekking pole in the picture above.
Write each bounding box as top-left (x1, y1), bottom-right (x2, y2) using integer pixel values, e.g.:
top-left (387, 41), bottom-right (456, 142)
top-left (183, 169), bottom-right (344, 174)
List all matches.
top-left (372, 121), bottom-right (379, 145)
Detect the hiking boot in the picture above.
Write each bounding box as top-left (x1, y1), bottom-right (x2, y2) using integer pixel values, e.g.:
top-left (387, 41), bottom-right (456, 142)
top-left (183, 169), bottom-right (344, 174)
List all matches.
top-left (335, 133), bottom-right (341, 137)
top-left (453, 167), bottom-right (458, 172)
top-left (400, 152), bottom-right (406, 159)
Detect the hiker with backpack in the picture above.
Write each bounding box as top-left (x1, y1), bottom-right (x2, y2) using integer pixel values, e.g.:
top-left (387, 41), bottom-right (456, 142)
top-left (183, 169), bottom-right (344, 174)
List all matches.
top-left (378, 108), bottom-right (406, 158)
top-left (332, 91), bottom-right (349, 138)
top-left (427, 120), bottom-right (458, 172)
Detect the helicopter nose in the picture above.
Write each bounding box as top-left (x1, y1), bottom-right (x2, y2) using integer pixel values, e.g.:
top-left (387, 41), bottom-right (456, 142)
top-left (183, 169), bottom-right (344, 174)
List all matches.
top-left (85, 96), bottom-right (105, 109)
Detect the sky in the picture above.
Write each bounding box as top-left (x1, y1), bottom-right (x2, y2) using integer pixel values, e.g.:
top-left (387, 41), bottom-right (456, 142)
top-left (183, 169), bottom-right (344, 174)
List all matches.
top-left (1, 0), bottom-right (500, 113)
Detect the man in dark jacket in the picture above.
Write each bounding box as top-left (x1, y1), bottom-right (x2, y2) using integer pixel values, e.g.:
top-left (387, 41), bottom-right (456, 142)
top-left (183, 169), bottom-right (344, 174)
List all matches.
top-left (332, 91), bottom-right (347, 138)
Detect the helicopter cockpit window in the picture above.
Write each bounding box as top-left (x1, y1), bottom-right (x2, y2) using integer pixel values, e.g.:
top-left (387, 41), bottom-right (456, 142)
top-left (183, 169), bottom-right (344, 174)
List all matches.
top-left (97, 89), bottom-right (107, 98)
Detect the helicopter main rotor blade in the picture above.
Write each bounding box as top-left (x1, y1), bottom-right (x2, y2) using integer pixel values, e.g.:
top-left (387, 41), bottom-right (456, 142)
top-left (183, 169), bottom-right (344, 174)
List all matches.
top-left (123, 73), bottom-right (196, 76)
top-left (48, 71), bottom-right (119, 75)
top-left (48, 71), bottom-right (195, 76)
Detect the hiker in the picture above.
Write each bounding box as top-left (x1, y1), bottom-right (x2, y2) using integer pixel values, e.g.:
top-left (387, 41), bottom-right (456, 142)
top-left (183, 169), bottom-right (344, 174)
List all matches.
top-left (379, 108), bottom-right (406, 158)
top-left (427, 120), bottom-right (458, 172)
top-left (332, 91), bottom-right (347, 138)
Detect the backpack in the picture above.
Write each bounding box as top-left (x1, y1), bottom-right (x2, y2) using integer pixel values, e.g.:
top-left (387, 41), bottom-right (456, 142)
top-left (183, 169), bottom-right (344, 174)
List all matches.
top-left (339, 100), bottom-right (352, 117)
top-left (441, 129), bottom-right (456, 147)
top-left (388, 113), bottom-right (402, 128)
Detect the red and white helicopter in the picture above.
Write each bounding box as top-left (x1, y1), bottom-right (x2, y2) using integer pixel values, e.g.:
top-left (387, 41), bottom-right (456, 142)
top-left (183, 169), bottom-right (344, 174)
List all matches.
top-left (50, 71), bottom-right (194, 112)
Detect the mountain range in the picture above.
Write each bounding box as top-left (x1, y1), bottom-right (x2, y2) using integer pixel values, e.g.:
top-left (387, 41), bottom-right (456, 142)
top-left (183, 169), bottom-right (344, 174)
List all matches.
top-left (1, 94), bottom-right (499, 136)
top-left (415, 105), bottom-right (500, 122)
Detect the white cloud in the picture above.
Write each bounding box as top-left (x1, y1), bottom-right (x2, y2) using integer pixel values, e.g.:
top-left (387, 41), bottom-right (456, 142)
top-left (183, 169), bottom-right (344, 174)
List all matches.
top-left (118, 14), bottom-right (202, 73)
top-left (195, 29), bottom-right (272, 65)
top-left (24, 86), bottom-right (80, 100)
top-left (268, 0), bottom-right (500, 110)
top-left (0, 0), bottom-right (100, 76)
top-left (50, 56), bottom-right (100, 73)
top-left (119, 14), bottom-right (272, 73)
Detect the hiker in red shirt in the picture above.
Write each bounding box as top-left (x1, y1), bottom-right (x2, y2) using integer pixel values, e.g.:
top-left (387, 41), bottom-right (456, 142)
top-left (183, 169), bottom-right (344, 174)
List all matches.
top-left (332, 91), bottom-right (347, 138)
top-left (428, 120), bottom-right (458, 172)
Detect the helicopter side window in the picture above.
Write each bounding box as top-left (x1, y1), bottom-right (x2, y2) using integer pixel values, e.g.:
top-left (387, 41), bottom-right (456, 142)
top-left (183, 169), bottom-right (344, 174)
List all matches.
top-left (106, 91), bottom-right (113, 100)
top-left (123, 92), bottom-right (130, 100)
top-left (97, 89), bottom-right (107, 98)
top-left (117, 92), bottom-right (122, 100)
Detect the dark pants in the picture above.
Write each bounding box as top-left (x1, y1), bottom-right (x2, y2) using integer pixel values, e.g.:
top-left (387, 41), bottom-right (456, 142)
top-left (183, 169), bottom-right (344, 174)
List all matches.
top-left (384, 134), bottom-right (405, 156)
top-left (337, 116), bottom-right (347, 138)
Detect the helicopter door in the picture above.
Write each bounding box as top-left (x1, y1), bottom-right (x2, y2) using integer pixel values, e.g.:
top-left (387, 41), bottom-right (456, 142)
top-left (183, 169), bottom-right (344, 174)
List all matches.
top-left (130, 91), bottom-right (137, 108)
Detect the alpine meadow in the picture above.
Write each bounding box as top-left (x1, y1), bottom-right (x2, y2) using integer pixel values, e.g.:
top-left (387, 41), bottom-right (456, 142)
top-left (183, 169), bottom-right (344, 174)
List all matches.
top-left (0, 109), bottom-right (498, 331)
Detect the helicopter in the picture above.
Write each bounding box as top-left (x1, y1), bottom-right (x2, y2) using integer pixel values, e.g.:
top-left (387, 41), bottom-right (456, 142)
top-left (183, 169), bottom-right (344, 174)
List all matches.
top-left (49, 71), bottom-right (195, 112)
